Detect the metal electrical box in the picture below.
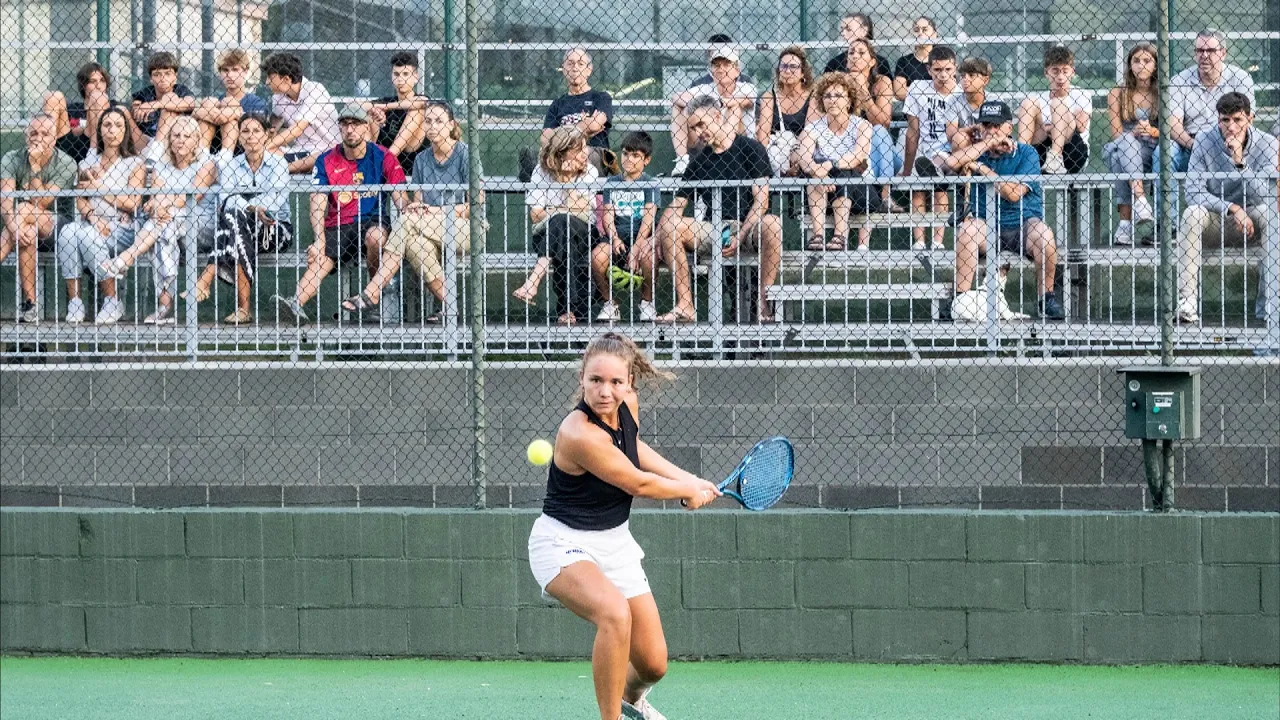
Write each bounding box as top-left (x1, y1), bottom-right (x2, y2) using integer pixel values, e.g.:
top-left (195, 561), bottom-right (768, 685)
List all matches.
top-left (1119, 367), bottom-right (1201, 440)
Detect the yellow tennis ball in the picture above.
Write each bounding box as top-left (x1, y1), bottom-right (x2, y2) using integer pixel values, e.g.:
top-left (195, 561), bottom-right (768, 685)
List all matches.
top-left (527, 439), bottom-right (554, 466)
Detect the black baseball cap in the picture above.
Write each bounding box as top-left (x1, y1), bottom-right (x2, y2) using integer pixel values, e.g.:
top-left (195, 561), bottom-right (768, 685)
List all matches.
top-left (977, 100), bottom-right (1013, 124)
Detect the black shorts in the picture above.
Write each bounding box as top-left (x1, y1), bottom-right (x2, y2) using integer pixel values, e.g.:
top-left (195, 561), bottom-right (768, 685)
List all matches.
top-left (826, 169), bottom-right (884, 214)
top-left (323, 218), bottom-right (390, 264)
top-left (1033, 134), bottom-right (1090, 174)
top-left (996, 219), bottom-right (1046, 260)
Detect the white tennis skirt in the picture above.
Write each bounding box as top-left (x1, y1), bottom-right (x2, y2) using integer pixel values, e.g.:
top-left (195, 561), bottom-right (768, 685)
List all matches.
top-left (527, 513), bottom-right (650, 602)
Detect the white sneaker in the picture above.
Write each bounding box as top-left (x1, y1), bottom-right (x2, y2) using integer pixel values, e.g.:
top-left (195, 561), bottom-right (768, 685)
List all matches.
top-left (638, 300), bottom-right (657, 322)
top-left (1041, 150), bottom-right (1066, 175)
top-left (596, 301), bottom-right (620, 322)
top-left (1113, 221), bottom-right (1133, 246)
top-left (143, 304), bottom-right (175, 325)
top-left (632, 690), bottom-right (668, 720)
top-left (1177, 298), bottom-right (1199, 324)
top-left (1133, 196), bottom-right (1155, 224)
top-left (65, 298), bottom-right (86, 324)
top-left (670, 155), bottom-right (689, 177)
top-left (95, 296), bottom-right (123, 325)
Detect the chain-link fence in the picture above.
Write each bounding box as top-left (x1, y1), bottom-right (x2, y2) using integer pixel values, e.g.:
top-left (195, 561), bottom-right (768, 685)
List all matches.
top-left (1, 2), bottom-right (1277, 512)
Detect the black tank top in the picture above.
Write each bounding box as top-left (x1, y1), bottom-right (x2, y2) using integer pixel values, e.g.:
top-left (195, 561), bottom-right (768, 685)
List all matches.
top-left (772, 90), bottom-right (810, 136)
top-left (541, 400), bottom-right (639, 531)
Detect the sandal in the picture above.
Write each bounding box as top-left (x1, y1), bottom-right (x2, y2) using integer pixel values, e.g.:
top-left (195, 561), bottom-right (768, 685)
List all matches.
top-left (341, 291), bottom-right (377, 314)
top-left (556, 313), bottom-right (577, 326)
top-left (425, 313), bottom-right (442, 324)
top-left (826, 237), bottom-right (847, 251)
top-left (224, 308), bottom-right (251, 324)
top-left (512, 285), bottom-right (538, 306)
top-left (806, 237), bottom-right (827, 252)
top-left (180, 286), bottom-right (210, 302)
top-left (654, 308), bottom-right (695, 324)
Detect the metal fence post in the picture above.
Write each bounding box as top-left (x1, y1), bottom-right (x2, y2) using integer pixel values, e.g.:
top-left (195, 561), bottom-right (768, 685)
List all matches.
top-left (465, 0), bottom-right (486, 509)
top-left (1156, 0), bottom-right (1175, 367)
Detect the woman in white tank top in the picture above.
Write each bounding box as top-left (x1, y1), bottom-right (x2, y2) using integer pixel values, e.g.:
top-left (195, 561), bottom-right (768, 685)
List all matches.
top-left (799, 72), bottom-right (874, 251)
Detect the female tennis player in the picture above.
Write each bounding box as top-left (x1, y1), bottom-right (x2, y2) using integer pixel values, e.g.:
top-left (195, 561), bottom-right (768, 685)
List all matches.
top-left (528, 332), bottom-right (721, 720)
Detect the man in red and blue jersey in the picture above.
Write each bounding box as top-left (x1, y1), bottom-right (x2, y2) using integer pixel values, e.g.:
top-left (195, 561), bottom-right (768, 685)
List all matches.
top-left (274, 103), bottom-right (406, 322)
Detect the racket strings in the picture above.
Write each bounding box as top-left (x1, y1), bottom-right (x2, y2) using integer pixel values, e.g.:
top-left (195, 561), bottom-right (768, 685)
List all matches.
top-left (738, 439), bottom-right (793, 510)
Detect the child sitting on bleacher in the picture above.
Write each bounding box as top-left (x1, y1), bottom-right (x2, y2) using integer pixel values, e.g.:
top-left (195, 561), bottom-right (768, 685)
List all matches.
top-left (600, 131), bottom-right (661, 322)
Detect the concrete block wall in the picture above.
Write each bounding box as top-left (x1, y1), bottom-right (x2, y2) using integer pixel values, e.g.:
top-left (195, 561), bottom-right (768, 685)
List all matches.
top-left (1, 509), bottom-right (1277, 664)
top-left (1, 361), bottom-right (1276, 511)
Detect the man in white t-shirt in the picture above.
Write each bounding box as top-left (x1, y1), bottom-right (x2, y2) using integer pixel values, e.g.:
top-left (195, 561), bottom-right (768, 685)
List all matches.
top-left (669, 46), bottom-right (758, 176)
top-left (1016, 45), bottom-right (1092, 174)
top-left (1166, 29), bottom-right (1256, 172)
top-left (902, 46), bottom-right (962, 250)
top-left (262, 53), bottom-right (340, 174)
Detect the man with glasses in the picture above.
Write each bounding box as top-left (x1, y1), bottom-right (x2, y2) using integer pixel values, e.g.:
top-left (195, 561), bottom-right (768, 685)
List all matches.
top-left (541, 47), bottom-right (613, 152)
top-left (1167, 29), bottom-right (1255, 172)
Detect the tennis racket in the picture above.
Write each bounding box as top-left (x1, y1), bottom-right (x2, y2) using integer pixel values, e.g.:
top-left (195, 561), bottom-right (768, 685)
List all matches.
top-left (683, 436), bottom-right (794, 511)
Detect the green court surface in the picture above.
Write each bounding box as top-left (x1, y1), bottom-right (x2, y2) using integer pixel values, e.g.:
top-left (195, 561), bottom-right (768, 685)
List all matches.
top-left (2, 657), bottom-right (1277, 719)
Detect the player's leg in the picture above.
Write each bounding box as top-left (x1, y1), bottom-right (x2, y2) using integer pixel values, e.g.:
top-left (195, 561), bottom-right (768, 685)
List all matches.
top-left (623, 592), bottom-right (669, 708)
top-left (546, 561), bottom-right (634, 720)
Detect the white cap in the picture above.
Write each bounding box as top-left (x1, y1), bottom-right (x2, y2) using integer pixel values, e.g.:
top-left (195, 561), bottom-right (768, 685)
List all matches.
top-left (709, 46), bottom-right (740, 65)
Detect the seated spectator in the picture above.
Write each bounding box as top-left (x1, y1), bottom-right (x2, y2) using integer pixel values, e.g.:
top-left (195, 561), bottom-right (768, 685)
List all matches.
top-left (541, 47), bottom-right (614, 167)
top-left (41, 62), bottom-right (142, 165)
top-left (822, 13), bottom-right (892, 79)
top-left (0, 113), bottom-right (78, 323)
top-left (936, 56), bottom-right (995, 226)
top-left (656, 94), bottom-right (781, 324)
top-left (948, 101), bottom-right (1064, 321)
top-left (1176, 93), bottom-right (1276, 324)
top-left (511, 126), bottom-right (606, 325)
top-left (1016, 45), bottom-right (1091, 174)
top-left (799, 72), bottom-right (876, 251)
top-left (101, 116), bottom-right (217, 324)
top-left (185, 113), bottom-right (292, 324)
top-left (272, 104), bottom-right (406, 323)
top-left (1104, 43), bottom-right (1159, 247)
top-left (670, 46), bottom-right (758, 176)
top-left (55, 106), bottom-right (144, 325)
top-left (845, 39), bottom-right (900, 211)
top-left (343, 101), bottom-right (479, 322)
top-left (601, 131), bottom-right (662, 322)
top-left (131, 51), bottom-right (195, 149)
top-left (262, 52), bottom-right (340, 174)
top-left (894, 17), bottom-right (939, 102)
top-left (756, 46), bottom-right (817, 177)
top-left (689, 34), bottom-right (755, 87)
top-left (365, 52), bottom-right (429, 176)
top-left (902, 46), bottom-right (963, 250)
top-left (192, 48), bottom-right (268, 156)
top-left (1166, 29), bottom-right (1256, 173)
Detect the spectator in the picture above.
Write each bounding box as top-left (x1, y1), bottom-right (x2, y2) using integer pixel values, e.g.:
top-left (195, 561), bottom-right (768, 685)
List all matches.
top-left (601, 131), bottom-right (662, 321)
top-left (894, 16), bottom-right (939, 102)
top-left (1016, 45), bottom-right (1091, 174)
top-left (41, 62), bottom-right (142, 164)
top-left (756, 46), bottom-right (817, 177)
top-left (948, 101), bottom-right (1064, 321)
top-left (670, 46), bottom-right (759, 176)
top-left (936, 56), bottom-right (995, 226)
top-left (1167, 30), bottom-right (1256, 173)
top-left (131, 51), bottom-right (195, 146)
top-left (0, 113), bottom-right (78, 323)
top-left (844, 39), bottom-right (900, 211)
top-left (192, 48), bottom-right (268, 156)
top-left (902, 45), bottom-right (962, 250)
top-left (1176, 92), bottom-right (1276, 324)
top-left (656, 94), bottom-right (781, 324)
top-left (511, 126), bottom-right (606, 325)
top-left (1104, 43), bottom-right (1159, 247)
top-left (688, 34), bottom-right (756, 87)
top-left (101, 116), bottom-right (217, 324)
top-left (272, 104), bottom-right (406, 323)
top-left (366, 52), bottom-right (430, 176)
top-left (185, 113), bottom-right (292, 324)
top-left (799, 72), bottom-right (876, 251)
top-left (55, 106), bottom-right (144, 325)
top-left (343, 101), bottom-right (479, 323)
top-left (542, 48), bottom-right (614, 157)
top-left (822, 13), bottom-right (893, 80)
top-left (262, 52), bottom-right (340, 174)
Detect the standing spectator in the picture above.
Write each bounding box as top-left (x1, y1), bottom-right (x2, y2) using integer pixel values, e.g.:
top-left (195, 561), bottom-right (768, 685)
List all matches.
top-left (343, 101), bottom-right (479, 323)
top-left (670, 46), bottom-right (758, 176)
top-left (756, 46), bottom-right (817, 177)
top-left (192, 49), bottom-right (269, 156)
top-left (101, 116), bottom-right (217, 325)
top-left (844, 40), bottom-right (900, 211)
top-left (948, 101), bottom-right (1065, 321)
top-left (263, 52), bottom-right (340, 175)
top-left (41, 62), bottom-right (142, 164)
top-left (1104, 43), bottom-right (1159, 247)
top-left (601, 131), bottom-right (662, 321)
top-left (131, 51), bottom-right (196, 145)
top-left (185, 113), bottom-right (293, 324)
top-left (1176, 93), bottom-right (1277, 323)
top-left (1166, 30), bottom-right (1256, 173)
top-left (55, 106), bottom-right (144, 325)
top-left (1016, 45), bottom-right (1092, 174)
top-left (0, 113), bottom-right (78, 323)
top-left (902, 46), bottom-right (963, 250)
top-left (542, 48), bottom-right (614, 156)
top-left (822, 13), bottom-right (893, 80)
top-left (365, 52), bottom-right (430, 177)
top-left (272, 104), bottom-right (406, 323)
top-left (893, 17), bottom-right (939, 102)
top-left (799, 72), bottom-right (876, 251)
top-left (656, 95), bottom-right (782, 324)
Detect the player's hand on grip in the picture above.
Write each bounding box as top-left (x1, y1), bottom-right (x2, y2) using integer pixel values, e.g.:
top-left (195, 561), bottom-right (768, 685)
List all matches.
top-left (682, 479), bottom-right (722, 510)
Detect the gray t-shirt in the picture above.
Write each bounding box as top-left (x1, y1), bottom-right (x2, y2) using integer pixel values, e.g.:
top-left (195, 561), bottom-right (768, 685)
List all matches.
top-left (603, 173), bottom-right (660, 242)
top-left (1169, 64), bottom-right (1256, 137)
top-left (410, 141), bottom-right (479, 207)
top-left (1, 146), bottom-right (78, 217)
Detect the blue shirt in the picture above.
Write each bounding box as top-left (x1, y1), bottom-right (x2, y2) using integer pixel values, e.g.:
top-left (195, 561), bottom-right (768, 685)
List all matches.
top-left (969, 142), bottom-right (1043, 228)
top-left (232, 92), bottom-right (269, 116)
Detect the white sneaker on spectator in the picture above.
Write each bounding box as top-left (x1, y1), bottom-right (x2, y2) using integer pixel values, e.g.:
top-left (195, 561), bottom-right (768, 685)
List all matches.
top-left (671, 155), bottom-right (689, 177)
top-left (638, 300), bottom-right (657, 322)
top-left (143, 304), bottom-right (175, 325)
top-left (95, 297), bottom-right (123, 325)
top-left (1113, 221), bottom-right (1133, 246)
top-left (1133, 196), bottom-right (1154, 225)
top-left (1041, 150), bottom-right (1067, 175)
top-left (65, 298), bottom-right (86, 324)
top-left (596, 301), bottom-right (620, 322)
top-left (1177, 298), bottom-right (1199, 324)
